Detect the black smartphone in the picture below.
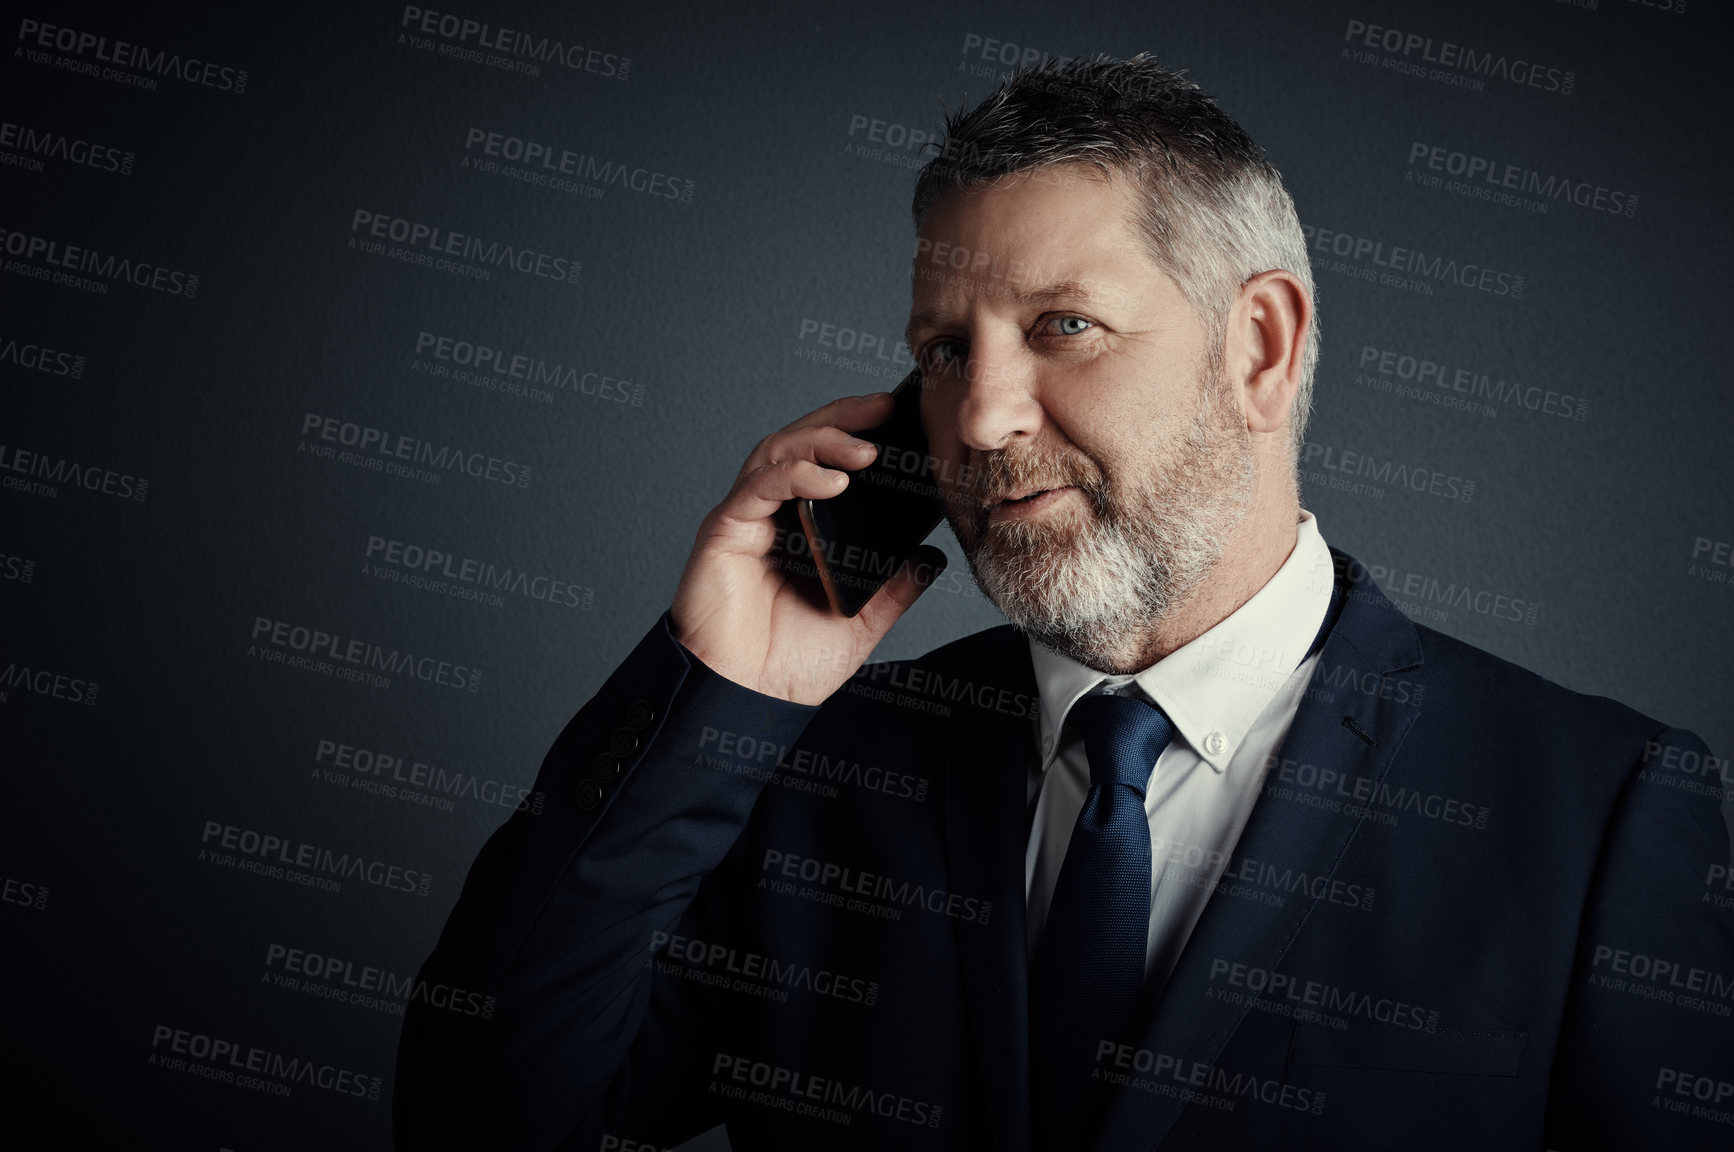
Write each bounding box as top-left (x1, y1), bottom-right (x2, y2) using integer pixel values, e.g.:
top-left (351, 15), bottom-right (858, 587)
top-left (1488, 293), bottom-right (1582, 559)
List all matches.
top-left (796, 370), bottom-right (946, 617)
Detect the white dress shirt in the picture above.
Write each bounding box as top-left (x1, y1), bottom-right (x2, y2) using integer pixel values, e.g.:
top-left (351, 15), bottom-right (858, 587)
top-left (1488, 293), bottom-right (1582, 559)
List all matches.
top-left (1024, 512), bottom-right (1336, 990)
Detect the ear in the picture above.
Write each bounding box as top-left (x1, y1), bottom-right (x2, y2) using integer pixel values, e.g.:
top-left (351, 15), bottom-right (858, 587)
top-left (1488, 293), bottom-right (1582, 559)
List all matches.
top-left (1224, 269), bottom-right (1311, 438)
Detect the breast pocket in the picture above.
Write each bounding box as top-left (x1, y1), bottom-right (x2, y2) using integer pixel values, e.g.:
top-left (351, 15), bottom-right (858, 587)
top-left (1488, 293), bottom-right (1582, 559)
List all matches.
top-left (1286, 1023), bottom-right (1528, 1077)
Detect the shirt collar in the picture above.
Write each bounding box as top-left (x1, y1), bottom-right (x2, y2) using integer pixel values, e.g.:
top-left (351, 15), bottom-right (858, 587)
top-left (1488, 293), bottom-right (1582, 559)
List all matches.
top-left (1030, 512), bottom-right (1334, 775)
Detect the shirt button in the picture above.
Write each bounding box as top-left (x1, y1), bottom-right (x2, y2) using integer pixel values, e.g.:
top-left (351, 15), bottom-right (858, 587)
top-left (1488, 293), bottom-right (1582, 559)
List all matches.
top-left (608, 727), bottom-right (640, 757)
top-left (1203, 731), bottom-right (1226, 757)
top-left (574, 779), bottom-right (603, 810)
top-left (624, 699), bottom-right (657, 730)
top-left (589, 753), bottom-right (621, 783)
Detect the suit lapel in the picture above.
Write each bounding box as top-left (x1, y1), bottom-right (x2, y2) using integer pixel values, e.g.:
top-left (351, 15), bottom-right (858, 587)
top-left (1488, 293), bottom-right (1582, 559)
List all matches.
top-left (941, 625), bottom-right (1037, 1152)
top-left (1093, 551), bottom-right (1425, 1151)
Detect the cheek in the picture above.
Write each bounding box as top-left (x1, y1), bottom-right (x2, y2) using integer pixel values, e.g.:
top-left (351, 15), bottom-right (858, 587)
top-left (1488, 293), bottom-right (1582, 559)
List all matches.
top-left (1054, 363), bottom-right (1189, 451)
top-left (1036, 390), bottom-right (1117, 464)
top-left (1042, 400), bottom-right (1161, 491)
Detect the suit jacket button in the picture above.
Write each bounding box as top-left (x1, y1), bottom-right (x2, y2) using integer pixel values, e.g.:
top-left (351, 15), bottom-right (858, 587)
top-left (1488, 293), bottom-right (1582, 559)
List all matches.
top-left (574, 779), bottom-right (603, 810)
top-left (590, 753), bottom-right (621, 783)
top-left (624, 699), bottom-right (657, 730)
top-left (608, 727), bottom-right (640, 757)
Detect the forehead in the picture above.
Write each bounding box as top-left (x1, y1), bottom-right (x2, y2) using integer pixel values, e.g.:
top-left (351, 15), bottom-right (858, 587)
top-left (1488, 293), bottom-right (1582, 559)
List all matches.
top-left (909, 164), bottom-right (1163, 317)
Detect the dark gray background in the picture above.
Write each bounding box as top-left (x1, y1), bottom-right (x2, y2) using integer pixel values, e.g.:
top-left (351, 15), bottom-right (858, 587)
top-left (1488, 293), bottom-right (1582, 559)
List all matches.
top-left (2, 0), bottom-right (1728, 1146)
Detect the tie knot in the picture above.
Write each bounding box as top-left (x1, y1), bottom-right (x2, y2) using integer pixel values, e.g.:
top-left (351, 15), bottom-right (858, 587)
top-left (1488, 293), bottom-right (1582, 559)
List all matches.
top-left (1065, 692), bottom-right (1173, 797)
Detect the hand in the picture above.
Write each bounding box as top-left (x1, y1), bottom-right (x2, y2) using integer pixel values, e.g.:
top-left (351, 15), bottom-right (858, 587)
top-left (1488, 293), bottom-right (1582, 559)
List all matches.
top-left (669, 392), bottom-right (948, 705)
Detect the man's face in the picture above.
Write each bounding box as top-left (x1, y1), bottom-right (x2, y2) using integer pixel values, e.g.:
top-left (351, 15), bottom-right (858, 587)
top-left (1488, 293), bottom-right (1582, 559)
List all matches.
top-left (906, 164), bottom-right (1257, 672)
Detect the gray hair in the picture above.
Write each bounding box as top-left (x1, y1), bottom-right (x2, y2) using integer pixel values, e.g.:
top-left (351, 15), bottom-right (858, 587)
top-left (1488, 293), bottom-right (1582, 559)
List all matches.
top-left (911, 54), bottom-right (1319, 451)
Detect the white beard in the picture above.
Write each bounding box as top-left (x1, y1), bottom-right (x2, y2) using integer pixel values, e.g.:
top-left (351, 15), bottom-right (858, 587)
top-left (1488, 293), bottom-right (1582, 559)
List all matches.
top-left (947, 364), bottom-right (1256, 672)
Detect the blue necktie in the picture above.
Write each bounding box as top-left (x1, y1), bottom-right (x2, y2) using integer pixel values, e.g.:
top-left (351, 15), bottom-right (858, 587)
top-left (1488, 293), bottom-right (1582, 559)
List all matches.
top-left (1029, 691), bottom-right (1174, 1152)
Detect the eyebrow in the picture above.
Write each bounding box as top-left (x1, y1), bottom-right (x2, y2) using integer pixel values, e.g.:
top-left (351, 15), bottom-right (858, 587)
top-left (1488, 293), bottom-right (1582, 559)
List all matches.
top-left (904, 280), bottom-right (1107, 348)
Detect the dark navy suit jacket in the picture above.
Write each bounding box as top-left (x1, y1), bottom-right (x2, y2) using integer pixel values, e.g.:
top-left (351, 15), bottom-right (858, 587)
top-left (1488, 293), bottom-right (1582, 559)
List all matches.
top-left (395, 550), bottom-right (1734, 1150)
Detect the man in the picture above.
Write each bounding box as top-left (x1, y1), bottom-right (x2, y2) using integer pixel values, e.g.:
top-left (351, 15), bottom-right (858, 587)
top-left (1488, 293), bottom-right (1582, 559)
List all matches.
top-left (395, 56), bottom-right (1732, 1150)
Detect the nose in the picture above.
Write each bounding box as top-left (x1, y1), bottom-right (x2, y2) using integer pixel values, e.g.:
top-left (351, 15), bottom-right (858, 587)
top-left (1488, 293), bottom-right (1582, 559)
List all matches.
top-left (951, 339), bottom-right (1043, 452)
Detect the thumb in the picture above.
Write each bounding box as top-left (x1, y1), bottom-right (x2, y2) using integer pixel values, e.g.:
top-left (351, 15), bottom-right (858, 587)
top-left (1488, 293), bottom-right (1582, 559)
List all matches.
top-left (855, 545), bottom-right (951, 634)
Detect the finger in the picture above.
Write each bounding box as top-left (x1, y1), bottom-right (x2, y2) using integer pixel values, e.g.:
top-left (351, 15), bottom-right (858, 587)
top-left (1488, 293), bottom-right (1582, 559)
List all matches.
top-left (854, 545), bottom-right (949, 636)
top-left (786, 390), bottom-right (896, 435)
top-left (760, 424), bottom-right (882, 473)
top-left (715, 458), bottom-right (852, 529)
top-left (741, 393), bottom-right (895, 473)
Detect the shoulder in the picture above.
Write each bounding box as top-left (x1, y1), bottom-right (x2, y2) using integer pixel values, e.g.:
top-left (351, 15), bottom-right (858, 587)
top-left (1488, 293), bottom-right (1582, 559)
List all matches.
top-left (1325, 547), bottom-right (1714, 803)
top-left (1411, 621), bottom-right (1653, 732)
top-left (1408, 624), bottom-right (1650, 725)
top-left (1406, 621), bottom-right (1720, 804)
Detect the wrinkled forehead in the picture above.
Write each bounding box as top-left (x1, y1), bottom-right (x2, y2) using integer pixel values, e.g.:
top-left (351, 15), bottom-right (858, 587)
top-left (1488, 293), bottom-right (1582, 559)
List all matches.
top-left (908, 167), bottom-right (1168, 326)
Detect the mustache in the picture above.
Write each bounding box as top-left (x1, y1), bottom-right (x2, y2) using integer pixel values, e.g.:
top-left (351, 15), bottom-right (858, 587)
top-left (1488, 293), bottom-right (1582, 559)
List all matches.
top-left (960, 447), bottom-right (1106, 512)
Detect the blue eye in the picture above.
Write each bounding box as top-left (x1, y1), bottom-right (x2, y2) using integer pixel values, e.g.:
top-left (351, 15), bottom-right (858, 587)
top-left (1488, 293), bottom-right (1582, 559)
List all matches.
top-left (923, 341), bottom-right (964, 370)
top-left (1051, 316), bottom-right (1093, 336)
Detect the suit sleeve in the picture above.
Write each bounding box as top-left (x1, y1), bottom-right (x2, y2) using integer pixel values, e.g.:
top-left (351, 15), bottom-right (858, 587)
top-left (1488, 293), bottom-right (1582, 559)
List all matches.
top-left (1546, 727), bottom-right (1734, 1150)
top-left (393, 612), bottom-right (820, 1151)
